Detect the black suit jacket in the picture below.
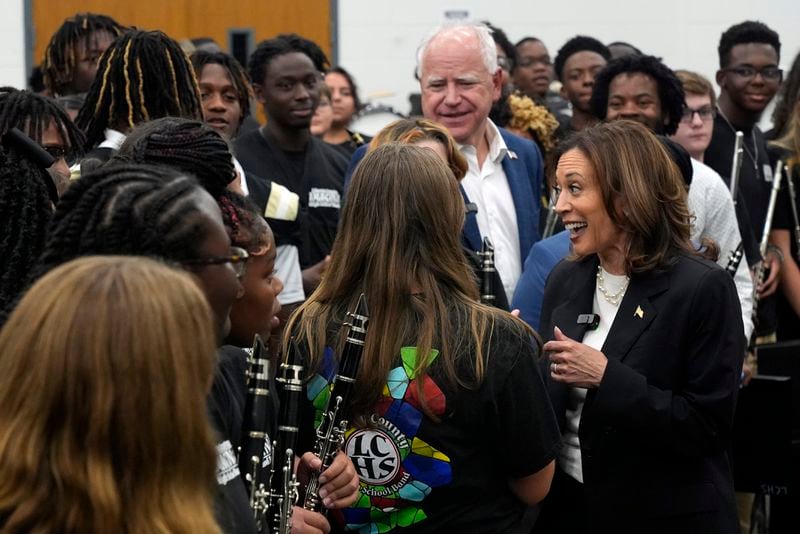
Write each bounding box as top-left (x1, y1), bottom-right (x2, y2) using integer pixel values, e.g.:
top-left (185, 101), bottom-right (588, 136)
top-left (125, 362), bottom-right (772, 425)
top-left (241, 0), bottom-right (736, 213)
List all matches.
top-left (539, 253), bottom-right (744, 533)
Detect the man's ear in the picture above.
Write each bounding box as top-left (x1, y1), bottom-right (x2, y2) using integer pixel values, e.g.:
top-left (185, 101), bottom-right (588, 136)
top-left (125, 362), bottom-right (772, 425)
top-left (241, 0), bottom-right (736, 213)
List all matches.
top-left (252, 83), bottom-right (266, 105)
top-left (491, 68), bottom-right (503, 103)
top-left (715, 69), bottom-right (726, 90)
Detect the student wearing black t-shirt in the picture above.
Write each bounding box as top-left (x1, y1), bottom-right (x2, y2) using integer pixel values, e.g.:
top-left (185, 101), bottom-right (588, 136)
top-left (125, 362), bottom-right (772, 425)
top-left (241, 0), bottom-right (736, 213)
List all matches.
top-left (235, 34), bottom-right (348, 296)
top-left (704, 21), bottom-right (786, 337)
top-left (288, 145), bottom-right (559, 533)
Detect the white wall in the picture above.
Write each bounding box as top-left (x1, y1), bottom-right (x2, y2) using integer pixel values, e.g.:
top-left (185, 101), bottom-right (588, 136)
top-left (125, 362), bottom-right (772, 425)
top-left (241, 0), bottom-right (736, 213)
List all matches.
top-left (0, 0), bottom-right (27, 89)
top-left (338, 0), bottom-right (800, 129)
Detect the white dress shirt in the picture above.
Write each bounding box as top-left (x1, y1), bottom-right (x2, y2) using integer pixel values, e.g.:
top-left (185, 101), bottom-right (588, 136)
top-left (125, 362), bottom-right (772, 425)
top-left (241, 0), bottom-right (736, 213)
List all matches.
top-left (459, 121), bottom-right (522, 299)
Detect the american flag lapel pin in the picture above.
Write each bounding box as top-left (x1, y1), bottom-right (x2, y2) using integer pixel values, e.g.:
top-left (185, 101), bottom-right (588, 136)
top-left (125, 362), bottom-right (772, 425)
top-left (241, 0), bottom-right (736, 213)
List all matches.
top-left (507, 150), bottom-right (518, 160)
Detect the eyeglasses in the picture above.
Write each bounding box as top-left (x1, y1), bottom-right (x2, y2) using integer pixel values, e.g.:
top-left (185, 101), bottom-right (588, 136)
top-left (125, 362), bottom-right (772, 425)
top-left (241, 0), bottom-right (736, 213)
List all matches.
top-left (680, 105), bottom-right (716, 123)
top-left (41, 145), bottom-right (68, 160)
top-left (181, 246), bottom-right (249, 278)
top-left (723, 66), bottom-right (783, 82)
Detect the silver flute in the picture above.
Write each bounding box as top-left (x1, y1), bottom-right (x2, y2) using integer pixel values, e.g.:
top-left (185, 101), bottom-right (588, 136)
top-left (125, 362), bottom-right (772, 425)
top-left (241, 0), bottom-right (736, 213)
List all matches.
top-left (752, 160), bottom-right (785, 321)
top-left (729, 131), bottom-right (744, 203)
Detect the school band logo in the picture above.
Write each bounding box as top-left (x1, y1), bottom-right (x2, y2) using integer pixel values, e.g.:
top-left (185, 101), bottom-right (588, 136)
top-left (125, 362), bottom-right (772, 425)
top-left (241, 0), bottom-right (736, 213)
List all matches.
top-left (308, 347), bottom-right (452, 532)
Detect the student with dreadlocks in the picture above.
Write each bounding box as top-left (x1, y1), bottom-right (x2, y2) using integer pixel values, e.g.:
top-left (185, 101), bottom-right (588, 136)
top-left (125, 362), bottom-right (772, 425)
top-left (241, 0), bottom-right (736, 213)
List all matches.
top-left (192, 50), bottom-right (308, 313)
top-left (76, 29), bottom-right (203, 168)
top-left (235, 33), bottom-right (349, 296)
top-left (41, 12), bottom-right (124, 97)
top-left (0, 142), bottom-right (57, 318)
top-left (0, 87), bottom-right (84, 195)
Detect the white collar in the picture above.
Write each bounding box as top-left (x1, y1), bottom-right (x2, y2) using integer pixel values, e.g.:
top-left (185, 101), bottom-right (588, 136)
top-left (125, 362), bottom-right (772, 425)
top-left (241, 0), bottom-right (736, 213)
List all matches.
top-left (458, 120), bottom-right (508, 163)
top-left (98, 129), bottom-right (127, 151)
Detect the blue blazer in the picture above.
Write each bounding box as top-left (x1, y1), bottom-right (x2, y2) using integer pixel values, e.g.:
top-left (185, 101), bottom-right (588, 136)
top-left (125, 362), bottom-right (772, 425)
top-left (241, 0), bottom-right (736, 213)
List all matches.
top-left (343, 127), bottom-right (544, 260)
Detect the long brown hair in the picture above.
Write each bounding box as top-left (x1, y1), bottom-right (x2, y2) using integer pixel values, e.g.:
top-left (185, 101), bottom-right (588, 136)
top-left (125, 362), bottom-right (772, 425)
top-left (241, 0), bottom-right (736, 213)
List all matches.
top-left (771, 99), bottom-right (800, 174)
top-left (551, 120), bottom-right (695, 273)
top-left (286, 144), bottom-right (531, 420)
top-left (0, 256), bottom-right (219, 533)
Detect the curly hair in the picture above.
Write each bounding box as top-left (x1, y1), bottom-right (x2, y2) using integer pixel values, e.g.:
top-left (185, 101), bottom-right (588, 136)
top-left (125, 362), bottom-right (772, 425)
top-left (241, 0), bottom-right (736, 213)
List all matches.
top-left (76, 30), bottom-right (203, 150)
top-left (191, 50), bottom-right (253, 122)
top-left (248, 33), bottom-right (329, 86)
top-left (554, 35), bottom-right (611, 82)
top-left (590, 55), bottom-right (685, 136)
top-left (41, 12), bottom-right (124, 95)
top-left (771, 51), bottom-right (800, 139)
top-left (718, 20), bottom-right (781, 68)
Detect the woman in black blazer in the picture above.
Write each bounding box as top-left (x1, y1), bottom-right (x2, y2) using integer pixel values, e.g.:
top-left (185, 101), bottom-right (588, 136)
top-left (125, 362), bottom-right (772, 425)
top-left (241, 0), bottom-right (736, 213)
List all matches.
top-left (534, 120), bottom-right (744, 534)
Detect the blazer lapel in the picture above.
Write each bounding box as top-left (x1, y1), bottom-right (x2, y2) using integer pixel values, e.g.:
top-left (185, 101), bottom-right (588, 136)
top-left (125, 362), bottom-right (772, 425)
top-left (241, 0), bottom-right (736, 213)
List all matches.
top-left (547, 257), bottom-right (598, 343)
top-left (601, 270), bottom-right (670, 362)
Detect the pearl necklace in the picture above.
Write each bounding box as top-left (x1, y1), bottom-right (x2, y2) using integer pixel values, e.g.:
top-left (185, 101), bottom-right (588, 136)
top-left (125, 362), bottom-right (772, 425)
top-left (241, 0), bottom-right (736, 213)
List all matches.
top-left (596, 266), bottom-right (630, 306)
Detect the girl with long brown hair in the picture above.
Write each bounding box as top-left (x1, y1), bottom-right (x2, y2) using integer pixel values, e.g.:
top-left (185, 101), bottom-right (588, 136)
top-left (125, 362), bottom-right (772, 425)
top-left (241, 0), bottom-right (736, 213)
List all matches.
top-left (0, 256), bottom-right (219, 533)
top-left (288, 144), bottom-right (559, 533)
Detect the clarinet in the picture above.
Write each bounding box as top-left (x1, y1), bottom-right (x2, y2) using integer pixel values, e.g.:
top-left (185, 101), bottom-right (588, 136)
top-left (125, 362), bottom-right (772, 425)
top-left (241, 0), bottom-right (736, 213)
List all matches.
top-left (752, 160), bottom-right (785, 321)
top-left (303, 293), bottom-right (369, 514)
top-left (268, 339), bottom-right (304, 534)
top-left (725, 242), bottom-right (744, 277)
top-left (784, 162), bottom-right (800, 261)
top-left (478, 237), bottom-right (496, 305)
top-left (239, 334), bottom-right (272, 530)
top-left (729, 131), bottom-right (745, 204)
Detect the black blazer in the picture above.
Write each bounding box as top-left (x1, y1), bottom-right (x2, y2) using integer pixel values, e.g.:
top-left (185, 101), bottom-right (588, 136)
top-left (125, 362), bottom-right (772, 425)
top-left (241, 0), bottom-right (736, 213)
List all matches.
top-left (539, 253), bottom-right (744, 533)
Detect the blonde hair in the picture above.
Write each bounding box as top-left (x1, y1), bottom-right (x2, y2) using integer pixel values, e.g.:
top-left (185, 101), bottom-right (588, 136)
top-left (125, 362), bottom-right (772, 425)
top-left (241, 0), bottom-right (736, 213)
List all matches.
top-left (0, 256), bottom-right (219, 533)
top-left (368, 118), bottom-right (468, 180)
top-left (287, 144), bottom-right (532, 420)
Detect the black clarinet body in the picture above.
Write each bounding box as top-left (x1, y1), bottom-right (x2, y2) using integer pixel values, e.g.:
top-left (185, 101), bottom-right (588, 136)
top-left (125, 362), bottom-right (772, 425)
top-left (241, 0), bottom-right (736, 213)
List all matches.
top-left (725, 242), bottom-right (744, 277)
top-left (303, 293), bottom-right (369, 514)
top-left (239, 334), bottom-right (272, 529)
top-left (478, 237), bottom-right (496, 305)
top-left (268, 340), bottom-right (304, 534)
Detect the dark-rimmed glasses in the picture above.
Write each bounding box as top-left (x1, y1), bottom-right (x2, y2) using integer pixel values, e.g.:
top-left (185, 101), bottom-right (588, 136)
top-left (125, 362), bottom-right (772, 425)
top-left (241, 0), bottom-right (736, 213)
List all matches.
top-left (723, 66), bottom-right (783, 82)
top-left (181, 246), bottom-right (249, 279)
top-left (680, 105), bottom-right (716, 123)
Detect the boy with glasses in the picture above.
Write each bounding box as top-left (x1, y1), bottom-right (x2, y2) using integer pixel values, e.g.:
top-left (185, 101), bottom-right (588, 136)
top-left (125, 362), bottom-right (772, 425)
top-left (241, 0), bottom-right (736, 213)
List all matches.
top-left (705, 20), bottom-right (785, 341)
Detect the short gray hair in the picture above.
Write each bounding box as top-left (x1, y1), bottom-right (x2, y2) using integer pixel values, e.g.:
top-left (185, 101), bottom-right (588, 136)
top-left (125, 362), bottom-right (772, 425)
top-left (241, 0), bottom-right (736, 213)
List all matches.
top-left (416, 21), bottom-right (498, 79)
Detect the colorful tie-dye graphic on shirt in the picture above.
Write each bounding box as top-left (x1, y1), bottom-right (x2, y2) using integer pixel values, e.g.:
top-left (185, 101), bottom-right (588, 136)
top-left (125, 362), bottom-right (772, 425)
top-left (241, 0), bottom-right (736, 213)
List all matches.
top-left (309, 346), bottom-right (451, 533)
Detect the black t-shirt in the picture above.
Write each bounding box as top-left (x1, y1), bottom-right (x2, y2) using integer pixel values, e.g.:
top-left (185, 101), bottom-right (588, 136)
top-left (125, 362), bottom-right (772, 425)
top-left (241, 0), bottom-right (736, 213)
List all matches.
top-left (704, 115), bottom-right (776, 266)
top-left (234, 130), bottom-right (348, 268)
top-left (209, 346), bottom-right (261, 534)
top-left (297, 312), bottom-right (561, 533)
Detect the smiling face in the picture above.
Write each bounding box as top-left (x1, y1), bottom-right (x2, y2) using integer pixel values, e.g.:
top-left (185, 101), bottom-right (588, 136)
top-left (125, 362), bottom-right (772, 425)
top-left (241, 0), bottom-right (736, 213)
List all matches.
top-left (420, 32), bottom-right (501, 147)
top-left (254, 52), bottom-right (320, 131)
top-left (718, 43), bottom-right (781, 114)
top-left (198, 63), bottom-right (243, 140)
top-left (560, 50), bottom-right (607, 113)
top-left (606, 72), bottom-right (665, 133)
top-left (671, 93), bottom-right (714, 160)
top-left (554, 148), bottom-right (628, 270)
top-left (228, 229), bottom-right (283, 346)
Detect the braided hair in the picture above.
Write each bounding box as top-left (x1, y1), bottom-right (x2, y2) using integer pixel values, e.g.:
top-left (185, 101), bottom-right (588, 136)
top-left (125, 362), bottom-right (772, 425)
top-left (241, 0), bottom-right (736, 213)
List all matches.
top-left (0, 87), bottom-right (85, 158)
top-left (0, 146), bottom-right (53, 313)
top-left (248, 33), bottom-right (330, 85)
top-left (76, 30), bottom-right (203, 150)
top-left (115, 117), bottom-right (235, 199)
top-left (36, 164), bottom-right (209, 277)
top-left (41, 12), bottom-right (124, 95)
top-left (190, 50), bottom-right (253, 121)
top-left (590, 55), bottom-right (685, 136)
